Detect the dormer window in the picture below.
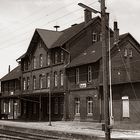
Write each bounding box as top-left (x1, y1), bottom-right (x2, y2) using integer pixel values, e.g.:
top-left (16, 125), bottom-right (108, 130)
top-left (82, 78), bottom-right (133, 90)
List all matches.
top-left (47, 52), bottom-right (50, 65)
top-left (92, 32), bottom-right (97, 43)
top-left (39, 54), bottom-right (43, 67)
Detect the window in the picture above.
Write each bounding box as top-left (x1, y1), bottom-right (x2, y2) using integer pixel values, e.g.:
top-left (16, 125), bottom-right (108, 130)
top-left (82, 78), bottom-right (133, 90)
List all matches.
top-left (99, 33), bottom-right (102, 41)
top-left (33, 57), bottom-right (37, 69)
top-left (9, 101), bottom-right (11, 113)
top-left (87, 97), bottom-right (93, 115)
top-left (54, 72), bottom-right (58, 87)
top-left (47, 73), bottom-right (50, 88)
top-left (124, 48), bottom-right (128, 57)
top-left (55, 52), bottom-right (58, 64)
top-left (129, 48), bottom-right (133, 58)
top-left (54, 98), bottom-right (58, 114)
top-left (27, 77), bottom-right (30, 90)
top-left (39, 54), bottom-right (43, 67)
top-left (61, 50), bottom-right (64, 62)
top-left (92, 32), bottom-right (97, 42)
top-left (88, 66), bottom-right (92, 82)
top-left (23, 78), bottom-right (26, 91)
top-left (76, 68), bottom-right (79, 84)
top-left (4, 102), bottom-right (6, 113)
top-left (39, 75), bottom-right (43, 89)
top-left (122, 96), bottom-right (130, 118)
top-left (60, 71), bottom-right (64, 86)
top-left (33, 76), bottom-right (36, 90)
top-left (47, 52), bottom-right (50, 65)
top-left (75, 98), bottom-right (80, 115)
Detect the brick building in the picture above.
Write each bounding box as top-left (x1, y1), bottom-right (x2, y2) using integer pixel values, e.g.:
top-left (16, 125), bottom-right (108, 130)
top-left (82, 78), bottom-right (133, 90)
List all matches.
top-left (1, 9), bottom-right (140, 123)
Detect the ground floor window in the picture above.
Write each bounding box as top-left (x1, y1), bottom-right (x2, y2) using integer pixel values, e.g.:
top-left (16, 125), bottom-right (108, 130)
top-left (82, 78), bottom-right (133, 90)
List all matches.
top-left (122, 96), bottom-right (130, 118)
top-left (75, 98), bottom-right (80, 115)
top-left (87, 97), bottom-right (93, 115)
top-left (54, 98), bottom-right (58, 115)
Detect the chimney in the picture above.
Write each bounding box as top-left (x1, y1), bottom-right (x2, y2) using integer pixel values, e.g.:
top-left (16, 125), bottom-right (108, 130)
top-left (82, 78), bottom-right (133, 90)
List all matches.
top-left (8, 65), bottom-right (10, 73)
top-left (84, 9), bottom-right (92, 24)
top-left (114, 21), bottom-right (119, 43)
top-left (54, 25), bottom-right (60, 31)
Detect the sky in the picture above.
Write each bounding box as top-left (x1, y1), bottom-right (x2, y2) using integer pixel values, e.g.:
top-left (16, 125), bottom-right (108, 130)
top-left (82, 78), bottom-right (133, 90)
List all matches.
top-left (0, 0), bottom-right (140, 78)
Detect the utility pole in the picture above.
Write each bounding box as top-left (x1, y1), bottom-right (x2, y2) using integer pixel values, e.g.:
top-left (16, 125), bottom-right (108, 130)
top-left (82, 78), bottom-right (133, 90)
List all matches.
top-left (100, 0), bottom-right (110, 139)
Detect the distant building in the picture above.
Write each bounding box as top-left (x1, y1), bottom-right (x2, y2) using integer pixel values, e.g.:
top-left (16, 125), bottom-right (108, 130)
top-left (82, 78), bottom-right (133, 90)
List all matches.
top-left (1, 9), bottom-right (140, 123)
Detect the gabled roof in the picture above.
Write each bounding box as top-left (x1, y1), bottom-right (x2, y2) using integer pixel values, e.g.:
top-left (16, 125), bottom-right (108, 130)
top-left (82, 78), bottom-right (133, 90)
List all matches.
top-left (0, 65), bottom-right (21, 82)
top-left (18, 17), bottom-right (100, 60)
top-left (66, 33), bottom-right (138, 68)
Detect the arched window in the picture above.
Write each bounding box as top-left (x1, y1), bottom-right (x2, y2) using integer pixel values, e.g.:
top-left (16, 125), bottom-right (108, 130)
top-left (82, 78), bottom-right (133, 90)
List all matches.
top-left (33, 76), bottom-right (36, 90)
top-left (27, 77), bottom-right (30, 90)
top-left (39, 75), bottom-right (43, 89)
top-left (87, 97), bottom-right (93, 115)
top-left (23, 78), bottom-right (26, 91)
top-left (60, 71), bottom-right (64, 86)
top-left (54, 72), bottom-right (58, 87)
top-left (39, 54), bottom-right (43, 67)
top-left (46, 73), bottom-right (50, 88)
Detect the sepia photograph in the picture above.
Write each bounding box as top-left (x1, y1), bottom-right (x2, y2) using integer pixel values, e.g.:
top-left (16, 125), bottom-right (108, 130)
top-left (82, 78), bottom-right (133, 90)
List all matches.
top-left (0, 0), bottom-right (140, 139)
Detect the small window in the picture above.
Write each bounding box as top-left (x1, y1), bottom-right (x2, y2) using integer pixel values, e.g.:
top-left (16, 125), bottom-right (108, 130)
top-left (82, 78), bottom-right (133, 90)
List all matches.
top-left (88, 66), bottom-right (92, 82)
top-left (33, 76), bottom-right (36, 90)
top-left (54, 72), bottom-right (58, 87)
top-left (39, 54), bottom-right (43, 67)
top-left (122, 96), bottom-right (130, 118)
top-left (87, 97), bottom-right (93, 115)
top-left (76, 68), bottom-right (79, 84)
top-left (75, 98), bottom-right (80, 115)
top-left (60, 71), bottom-right (64, 86)
top-left (92, 32), bottom-right (97, 43)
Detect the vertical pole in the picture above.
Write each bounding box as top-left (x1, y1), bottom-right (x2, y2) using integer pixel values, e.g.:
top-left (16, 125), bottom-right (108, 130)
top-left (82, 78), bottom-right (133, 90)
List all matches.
top-left (100, 0), bottom-right (110, 140)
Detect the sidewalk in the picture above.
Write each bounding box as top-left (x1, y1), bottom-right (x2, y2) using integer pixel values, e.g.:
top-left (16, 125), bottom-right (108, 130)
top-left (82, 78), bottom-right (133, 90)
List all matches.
top-left (0, 120), bottom-right (140, 139)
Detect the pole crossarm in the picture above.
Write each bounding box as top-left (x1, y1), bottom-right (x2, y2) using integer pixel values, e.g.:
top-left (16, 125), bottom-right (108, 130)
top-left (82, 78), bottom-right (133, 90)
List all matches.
top-left (78, 3), bottom-right (100, 14)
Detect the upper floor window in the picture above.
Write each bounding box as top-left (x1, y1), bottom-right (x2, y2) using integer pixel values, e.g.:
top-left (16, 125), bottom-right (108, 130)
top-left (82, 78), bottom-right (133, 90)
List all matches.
top-left (55, 52), bottom-right (58, 64)
top-left (47, 52), bottom-right (50, 65)
top-left (39, 75), bottom-right (43, 89)
top-left (23, 78), bottom-right (26, 91)
top-left (39, 54), bottom-right (43, 67)
top-left (33, 76), bottom-right (36, 90)
top-left (87, 97), bottom-right (93, 115)
top-left (76, 68), bottom-right (79, 84)
top-left (46, 73), bottom-right (50, 88)
top-left (54, 72), bottom-right (58, 87)
top-left (124, 48), bottom-right (128, 57)
top-left (99, 33), bottom-right (102, 41)
top-left (27, 77), bottom-right (30, 90)
top-left (61, 50), bottom-right (64, 62)
top-left (92, 32), bottom-right (97, 43)
top-left (60, 71), bottom-right (64, 86)
top-left (88, 66), bottom-right (92, 82)
top-left (33, 57), bottom-right (37, 69)
top-left (129, 48), bottom-right (133, 58)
